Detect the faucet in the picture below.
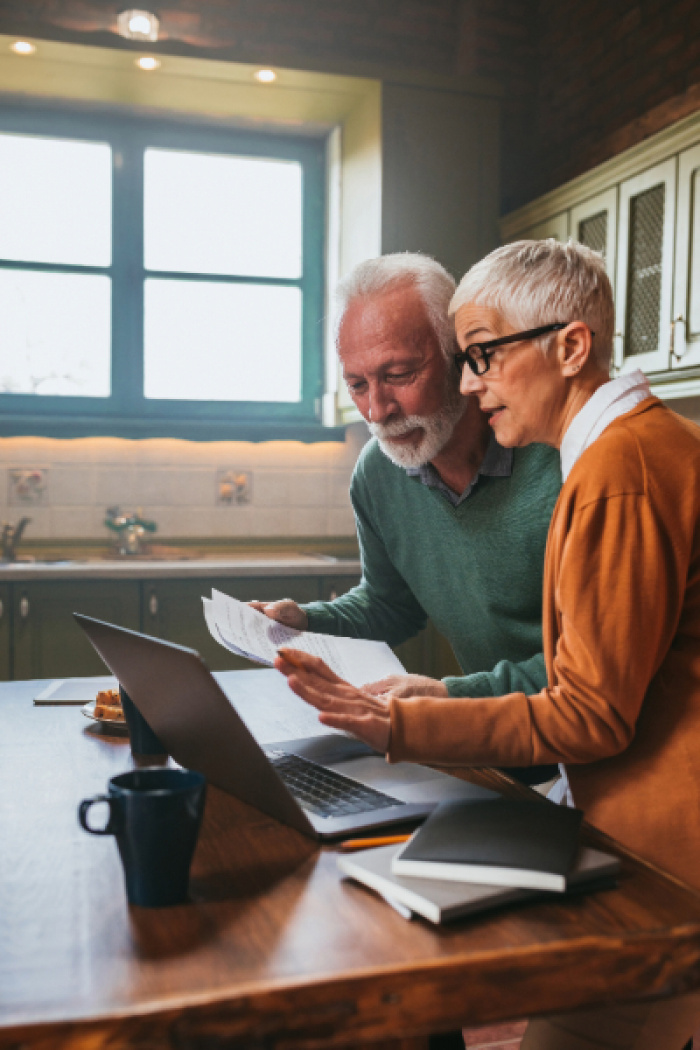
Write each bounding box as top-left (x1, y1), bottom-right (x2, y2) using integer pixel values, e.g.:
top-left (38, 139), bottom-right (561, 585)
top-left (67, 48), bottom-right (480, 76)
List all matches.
top-left (1, 517), bottom-right (31, 562)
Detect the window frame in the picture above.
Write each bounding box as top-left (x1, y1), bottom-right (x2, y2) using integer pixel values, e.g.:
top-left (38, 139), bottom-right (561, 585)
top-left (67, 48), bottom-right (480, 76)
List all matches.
top-left (0, 102), bottom-right (337, 441)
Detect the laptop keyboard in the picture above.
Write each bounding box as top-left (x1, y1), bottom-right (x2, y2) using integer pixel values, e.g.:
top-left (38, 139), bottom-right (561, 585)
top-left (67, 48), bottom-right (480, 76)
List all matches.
top-left (265, 749), bottom-right (404, 819)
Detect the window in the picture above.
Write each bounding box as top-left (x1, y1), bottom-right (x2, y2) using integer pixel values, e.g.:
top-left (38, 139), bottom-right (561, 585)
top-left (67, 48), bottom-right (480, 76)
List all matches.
top-left (0, 105), bottom-right (329, 440)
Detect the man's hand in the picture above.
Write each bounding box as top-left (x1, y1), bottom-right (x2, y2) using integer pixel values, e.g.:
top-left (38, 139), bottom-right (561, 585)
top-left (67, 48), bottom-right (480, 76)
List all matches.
top-left (248, 599), bottom-right (308, 631)
top-left (274, 648), bottom-right (392, 753)
top-left (364, 673), bottom-right (448, 699)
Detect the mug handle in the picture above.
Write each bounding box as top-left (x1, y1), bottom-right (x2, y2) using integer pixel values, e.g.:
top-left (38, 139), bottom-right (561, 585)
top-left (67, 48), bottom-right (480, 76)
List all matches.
top-left (78, 795), bottom-right (120, 836)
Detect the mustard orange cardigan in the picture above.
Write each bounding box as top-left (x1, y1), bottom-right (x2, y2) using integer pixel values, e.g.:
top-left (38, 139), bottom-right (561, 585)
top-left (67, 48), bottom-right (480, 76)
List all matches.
top-left (389, 398), bottom-right (700, 889)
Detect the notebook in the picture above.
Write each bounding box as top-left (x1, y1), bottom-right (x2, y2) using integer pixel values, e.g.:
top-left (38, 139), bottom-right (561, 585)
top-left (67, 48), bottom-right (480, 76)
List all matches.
top-left (339, 843), bottom-right (621, 924)
top-left (34, 676), bottom-right (118, 704)
top-left (391, 797), bottom-right (583, 892)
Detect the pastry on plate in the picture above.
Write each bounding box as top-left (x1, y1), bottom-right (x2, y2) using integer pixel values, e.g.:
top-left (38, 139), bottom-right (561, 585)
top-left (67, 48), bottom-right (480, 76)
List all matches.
top-left (94, 688), bottom-right (125, 722)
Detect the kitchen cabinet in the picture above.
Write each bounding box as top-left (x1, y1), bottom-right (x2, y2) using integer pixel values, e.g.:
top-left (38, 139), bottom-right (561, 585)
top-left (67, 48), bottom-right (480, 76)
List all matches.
top-left (502, 110), bottom-right (700, 399)
top-left (0, 569), bottom-right (462, 683)
top-left (142, 576), bottom-right (323, 672)
top-left (570, 187), bottom-right (618, 285)
top-left (615, 158), bottom-right (677, 376)
top-left (520, 210), bottom-right (569, 243)
top-left (0, 584), bottom-right (10, 681)
top-left (12, 580), bottom-right (141, 680)
top-left (671, 143), bottom-right (700, 370)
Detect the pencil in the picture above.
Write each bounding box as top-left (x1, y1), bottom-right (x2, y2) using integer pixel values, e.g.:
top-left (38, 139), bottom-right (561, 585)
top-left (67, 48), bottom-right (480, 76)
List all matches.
top-left (277, 648), bottom-right (308, 670)
top-left (339, 834), bottom-right (412, 851)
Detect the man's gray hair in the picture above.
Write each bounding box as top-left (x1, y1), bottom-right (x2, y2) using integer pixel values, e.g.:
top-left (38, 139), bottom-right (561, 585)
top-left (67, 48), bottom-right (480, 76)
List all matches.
top-left (335, 253), bottom-right (456, 360)
top-left (449, 239), bottom-right (615, 370)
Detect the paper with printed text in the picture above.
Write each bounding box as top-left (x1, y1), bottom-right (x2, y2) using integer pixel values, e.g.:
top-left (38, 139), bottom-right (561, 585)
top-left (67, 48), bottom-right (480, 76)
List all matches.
top-left (203, 588), bottom-right (405, 688)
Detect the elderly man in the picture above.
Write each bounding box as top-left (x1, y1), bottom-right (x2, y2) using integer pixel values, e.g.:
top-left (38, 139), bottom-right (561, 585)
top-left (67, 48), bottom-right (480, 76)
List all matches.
top-left (254, 254), bottom-right (561, 778)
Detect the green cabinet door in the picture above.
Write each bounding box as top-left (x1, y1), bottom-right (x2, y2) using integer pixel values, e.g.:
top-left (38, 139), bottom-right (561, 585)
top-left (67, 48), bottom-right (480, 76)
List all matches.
top-left (13, 580), bottom-right (141, 680)
top-left (0, 584), bottom-right (10, 682)
top-left (142, 575), bottom-right (323, 672)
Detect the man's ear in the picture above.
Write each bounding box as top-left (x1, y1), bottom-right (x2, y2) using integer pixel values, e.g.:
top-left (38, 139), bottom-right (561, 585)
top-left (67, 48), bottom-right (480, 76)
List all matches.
top-left (558, 322), bottom-right (593, 377)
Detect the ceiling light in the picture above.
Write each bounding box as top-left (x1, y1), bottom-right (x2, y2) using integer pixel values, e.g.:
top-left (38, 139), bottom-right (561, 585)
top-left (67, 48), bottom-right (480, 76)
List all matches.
top-left (117, 9), bottom-right (159, 42)
top-left (136, 55), bottom-right (160, 71)
top-left (254, 69), bottom-right (277, 84)
top-left (11, 41), bottom-right (36, 55)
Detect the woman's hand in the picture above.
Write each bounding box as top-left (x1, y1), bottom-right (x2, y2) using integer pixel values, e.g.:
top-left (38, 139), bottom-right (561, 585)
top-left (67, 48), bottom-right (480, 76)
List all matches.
top-left (274, 648), bottom-right (392, 753)
top-left (364, 673), bottom-right (448, 699)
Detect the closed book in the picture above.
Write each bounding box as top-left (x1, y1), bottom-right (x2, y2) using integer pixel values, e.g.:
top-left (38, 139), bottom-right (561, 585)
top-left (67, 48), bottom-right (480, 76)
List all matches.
top-left (391, 798), bottom-right (583, 892)
top-left (339, 843), bottom-right (620, 925)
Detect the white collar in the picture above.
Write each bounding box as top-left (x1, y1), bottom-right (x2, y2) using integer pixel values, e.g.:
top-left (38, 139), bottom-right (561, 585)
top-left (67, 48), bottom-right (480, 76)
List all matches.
top-left (560, 369), bottom-right (652, 482)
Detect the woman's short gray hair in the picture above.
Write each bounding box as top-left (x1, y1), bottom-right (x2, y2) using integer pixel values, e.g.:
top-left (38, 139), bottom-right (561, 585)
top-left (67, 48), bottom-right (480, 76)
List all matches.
top-left (449, 239), bottom-right (615, 370)
top-left (335, 253), bottom-right (456, 360)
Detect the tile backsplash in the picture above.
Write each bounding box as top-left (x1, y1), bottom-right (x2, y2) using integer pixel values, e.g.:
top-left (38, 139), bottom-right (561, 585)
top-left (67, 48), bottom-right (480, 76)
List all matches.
top-left (0, 423), bottom-right (369, 543)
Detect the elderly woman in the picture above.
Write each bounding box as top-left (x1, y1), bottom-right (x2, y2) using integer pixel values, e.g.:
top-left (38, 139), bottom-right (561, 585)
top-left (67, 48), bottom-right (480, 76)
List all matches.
top-left (275, 240), bottom-right (700, 1049)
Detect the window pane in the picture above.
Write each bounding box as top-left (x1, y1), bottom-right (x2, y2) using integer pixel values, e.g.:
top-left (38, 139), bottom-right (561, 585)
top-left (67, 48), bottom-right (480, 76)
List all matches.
top-left (0, 270), bottom-right (111, 396)
top-left (144, 150), bottom-right (302, 278)
top-left (144, 280), bottom-right (301, 402)
top-left (0, 134), bottom-right (111, 266)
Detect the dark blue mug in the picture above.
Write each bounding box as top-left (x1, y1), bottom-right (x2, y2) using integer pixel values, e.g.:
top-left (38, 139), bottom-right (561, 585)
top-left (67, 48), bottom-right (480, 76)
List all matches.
top-left (78, 767), bottom-right (206, 907)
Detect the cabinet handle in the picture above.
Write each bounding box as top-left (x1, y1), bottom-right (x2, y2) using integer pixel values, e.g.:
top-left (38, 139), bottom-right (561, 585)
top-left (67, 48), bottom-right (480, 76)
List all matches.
top-left (0, 598), bottom-right (3, 620)
top-left (19, 595), bottom-right (30, 620)
top-left (670, 315), bottom-right (687, 362)
top-left (611, 331), bottom-right (624, 375)
top-left (148, 591), bottom-right (158, 617)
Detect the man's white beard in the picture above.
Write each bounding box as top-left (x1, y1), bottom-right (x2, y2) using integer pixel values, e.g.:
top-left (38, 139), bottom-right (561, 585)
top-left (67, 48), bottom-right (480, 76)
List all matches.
top-left (369, 385), bottom-right (466, 470)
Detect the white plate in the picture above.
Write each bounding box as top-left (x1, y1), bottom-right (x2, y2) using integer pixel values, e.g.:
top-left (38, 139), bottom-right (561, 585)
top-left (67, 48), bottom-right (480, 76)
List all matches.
top-left (81, 700), bottom-right (129, 731)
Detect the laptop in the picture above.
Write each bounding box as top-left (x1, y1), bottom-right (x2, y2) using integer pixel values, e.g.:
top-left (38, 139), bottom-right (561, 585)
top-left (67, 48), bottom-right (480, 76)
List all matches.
top-left (74, 614), bottom-right (498, 842)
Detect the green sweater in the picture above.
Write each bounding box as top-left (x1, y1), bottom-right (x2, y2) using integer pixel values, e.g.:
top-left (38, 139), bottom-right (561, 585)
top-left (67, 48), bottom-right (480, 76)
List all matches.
top-left (304, 439), bottom-right (561, 698)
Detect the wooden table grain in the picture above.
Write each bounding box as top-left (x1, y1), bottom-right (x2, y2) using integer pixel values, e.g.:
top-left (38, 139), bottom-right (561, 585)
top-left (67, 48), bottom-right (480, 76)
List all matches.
top-left (3, 673), bottom-right (700, 1050)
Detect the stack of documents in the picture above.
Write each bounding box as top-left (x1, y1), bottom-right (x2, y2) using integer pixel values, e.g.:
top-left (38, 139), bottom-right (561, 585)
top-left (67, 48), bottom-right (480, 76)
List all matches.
top-left (202, 588), bottom-right (406, 688)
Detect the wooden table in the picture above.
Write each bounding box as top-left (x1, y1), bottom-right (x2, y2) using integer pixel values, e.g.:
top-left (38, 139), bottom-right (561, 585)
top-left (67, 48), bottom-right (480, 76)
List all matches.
top-left (3, 672), bottom-right (700, 1050)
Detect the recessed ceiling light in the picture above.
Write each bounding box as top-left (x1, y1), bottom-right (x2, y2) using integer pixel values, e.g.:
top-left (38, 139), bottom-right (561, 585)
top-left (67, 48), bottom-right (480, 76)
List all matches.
top-left (136, 55), bottom-right (160, 71)
top-left (11, 41), bottom-right (36, 55)
top-left (118, 9), bottom-right (159, 41)
top-left (254, 69), bottom-right (277, 84)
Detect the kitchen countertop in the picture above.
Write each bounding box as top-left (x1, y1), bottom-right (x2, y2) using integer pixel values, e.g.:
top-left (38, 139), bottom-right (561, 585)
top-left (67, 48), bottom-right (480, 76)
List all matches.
top-left (0, 552), bottom-right (362, 581)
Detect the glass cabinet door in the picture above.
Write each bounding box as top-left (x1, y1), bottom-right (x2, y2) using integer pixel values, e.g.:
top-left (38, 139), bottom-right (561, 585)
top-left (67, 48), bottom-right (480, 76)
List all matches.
top-left (671, 143), bottom-right (700, 369)
top-left (615, 158), bottom-right (677, 374)
top-left (571, 187), bottom-right (618, 291)
top-left (521, 211), bottom-right (570, 242)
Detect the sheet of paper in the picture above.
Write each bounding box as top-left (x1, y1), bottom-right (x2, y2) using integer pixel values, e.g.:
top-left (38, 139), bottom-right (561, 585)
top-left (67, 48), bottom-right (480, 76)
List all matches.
top-left (213, 670), bottom-right (337, 744)
top-left (204, 589), bottom-right (405, 688)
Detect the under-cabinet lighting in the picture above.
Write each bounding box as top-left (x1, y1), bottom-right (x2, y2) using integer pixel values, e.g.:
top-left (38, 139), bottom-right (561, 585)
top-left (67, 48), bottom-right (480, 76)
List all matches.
top-left (254, 69), bottom-right (277, 84)
top-left (136, 55), bottom-right (160, 71)
top-left (11, 41), bottom-right (36, 55)
top-left (117, 9), bottom-right (160, 41)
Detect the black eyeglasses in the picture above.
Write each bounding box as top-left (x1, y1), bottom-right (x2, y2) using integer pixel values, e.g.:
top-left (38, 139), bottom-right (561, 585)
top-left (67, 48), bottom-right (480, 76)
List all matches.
top-left (454, 322), bottom-right (570, 377)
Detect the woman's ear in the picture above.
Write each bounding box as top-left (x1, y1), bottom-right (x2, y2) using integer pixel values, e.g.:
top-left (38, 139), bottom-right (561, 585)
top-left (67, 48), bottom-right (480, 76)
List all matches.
top-left (558, 322), bottom-right (593, 377)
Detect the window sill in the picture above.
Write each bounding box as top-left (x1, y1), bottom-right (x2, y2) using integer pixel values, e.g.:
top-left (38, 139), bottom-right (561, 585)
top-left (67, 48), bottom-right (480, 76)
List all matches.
top-left (0, 412), bottom-right (347, 443)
